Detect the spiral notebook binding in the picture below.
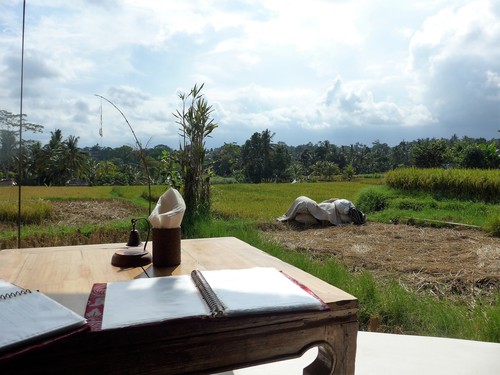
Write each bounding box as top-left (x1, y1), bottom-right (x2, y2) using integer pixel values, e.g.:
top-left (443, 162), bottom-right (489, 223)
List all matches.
top-left (0, 288), bottom-right (33, 300)
top-left (191, 270), bottom-right (226, 318)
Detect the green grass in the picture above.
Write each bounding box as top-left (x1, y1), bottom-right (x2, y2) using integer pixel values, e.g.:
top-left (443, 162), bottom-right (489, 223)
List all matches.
top-left (205, 180), bottom-right (500, 341)
top-left (211, 179), bottom-right (500, 231)
top-left (0, 185), bottom-right (168, 204)
top-left (211, 180), bottom-right (372, 221)
top-left (0, 200), bottom-right (53, 225)
top-left (356, 185), bottom-right (500, 232)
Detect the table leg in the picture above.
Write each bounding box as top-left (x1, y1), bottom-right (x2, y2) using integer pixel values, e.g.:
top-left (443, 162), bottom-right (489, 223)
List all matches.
top-left (303, 321), bottom-right (358, 375)
top-left (303, 342), bottom-right (335, 375)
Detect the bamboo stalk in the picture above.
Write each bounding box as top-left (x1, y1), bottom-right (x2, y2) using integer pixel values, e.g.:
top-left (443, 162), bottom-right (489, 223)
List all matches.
top-left (404, 217), bottom-right (480, 229)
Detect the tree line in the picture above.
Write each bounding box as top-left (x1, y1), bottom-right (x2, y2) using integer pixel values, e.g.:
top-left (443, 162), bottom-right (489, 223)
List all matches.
top-left (1, 109), bottom-right (499, 186)
top-left (209, 130), bottom-right (499, 183)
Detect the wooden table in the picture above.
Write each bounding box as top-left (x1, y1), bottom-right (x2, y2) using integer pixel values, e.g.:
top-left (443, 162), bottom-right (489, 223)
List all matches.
top-left (0, 237), bottom-right (358, 375)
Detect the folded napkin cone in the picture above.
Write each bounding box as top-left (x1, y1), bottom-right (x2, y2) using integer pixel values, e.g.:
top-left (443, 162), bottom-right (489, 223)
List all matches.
top-left (148, 188), bottom-right (186, 228)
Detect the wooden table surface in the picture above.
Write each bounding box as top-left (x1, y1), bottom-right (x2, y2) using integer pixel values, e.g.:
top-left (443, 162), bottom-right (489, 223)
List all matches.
top-left (0, 237), bottom-right (358, 375)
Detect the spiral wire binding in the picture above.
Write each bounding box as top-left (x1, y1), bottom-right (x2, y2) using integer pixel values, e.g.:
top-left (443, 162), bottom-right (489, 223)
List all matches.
top-left (0, 288), bottom-right (32, 300)
top-left (191, 270), bottom-right (226, 318)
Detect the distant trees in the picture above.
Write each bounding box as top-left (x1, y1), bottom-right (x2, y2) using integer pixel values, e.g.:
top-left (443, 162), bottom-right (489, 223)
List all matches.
top-left (28, 130), bottom-right (90, 185)
top-left (211, 143), bottom-right (242, 179)
top-left (272, 143), bottom-right (292, 181)
top-left (390, 141), bottom-right (412, 169)
top-left (454, 141), bottom-right (499, 169)
top-left (411, 139), bottom-right (448, 168)
top-left (310, 160), bottom-right (340, 181)
top-left (211, 134), bottom-right (499, 182)
top-left (7, 131), bottom-right (500, 186)
top-left (0, 109), bottom-right (43, 182)
top-left (1, 105), bottom-right (498, 187)
top-left (0, 128), bottom-right (16, 180)
top-left (239, 130), bottom-right (294, 183)
top-left (370, 140), bottom-right (391, 172)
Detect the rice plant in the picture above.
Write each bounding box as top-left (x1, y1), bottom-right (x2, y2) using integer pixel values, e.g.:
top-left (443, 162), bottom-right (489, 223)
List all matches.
top-left (385, 168), bottom-right (500, 203)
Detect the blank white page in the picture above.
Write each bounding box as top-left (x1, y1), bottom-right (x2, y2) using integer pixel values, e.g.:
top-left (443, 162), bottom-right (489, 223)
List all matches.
top-left (200, 268), bottom-right (324, 317)
top-left (102, 275), bottom-right (210, 330)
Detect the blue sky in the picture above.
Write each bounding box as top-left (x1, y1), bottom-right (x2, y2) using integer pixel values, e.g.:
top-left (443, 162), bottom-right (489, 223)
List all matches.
top-left (1, 0), bottom-right (499, 149)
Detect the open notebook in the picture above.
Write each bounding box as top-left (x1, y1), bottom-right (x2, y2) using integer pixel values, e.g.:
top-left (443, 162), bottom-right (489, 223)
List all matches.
top-left (85, 267), bottom-right (328, 330)
top-left (0, 279), bottom-right (87, 355)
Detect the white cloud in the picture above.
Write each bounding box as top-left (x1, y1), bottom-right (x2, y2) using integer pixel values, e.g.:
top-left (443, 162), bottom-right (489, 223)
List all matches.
top-left (408, 0), bottom-right (500, 136)
top-left (321, 76), bottom-right (436, 129)
top-left (0, 0), bottom-right (498, 149)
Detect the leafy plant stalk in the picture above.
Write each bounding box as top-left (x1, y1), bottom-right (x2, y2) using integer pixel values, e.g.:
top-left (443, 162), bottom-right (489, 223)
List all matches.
top-left (173, 83), bottom-right (218, 227)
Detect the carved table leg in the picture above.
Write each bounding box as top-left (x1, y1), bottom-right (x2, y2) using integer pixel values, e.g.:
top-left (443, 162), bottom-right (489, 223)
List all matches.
top-left (303, 320), bottom-right (358, 375)
top-left (303, 342), bottom-right (335, 375)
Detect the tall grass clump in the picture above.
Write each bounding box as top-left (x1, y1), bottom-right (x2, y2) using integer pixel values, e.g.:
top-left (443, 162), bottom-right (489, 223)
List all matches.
top-left (385, 168), bottom-right (500, 203)
top-left (480, 300), bottom-right (500, 342)
top-left (0, 200), bottom-right (53, 225)
top-left (355, 186), bottom-right (392, 213)
top-left (485, 214), bottom-right (500, 237)
top-left (356, 187), bottom-right (499, 228)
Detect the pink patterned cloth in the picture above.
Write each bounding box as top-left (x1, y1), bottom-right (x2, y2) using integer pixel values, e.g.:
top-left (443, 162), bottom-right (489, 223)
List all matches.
top-left (85, 283), bottom-right (107, 331)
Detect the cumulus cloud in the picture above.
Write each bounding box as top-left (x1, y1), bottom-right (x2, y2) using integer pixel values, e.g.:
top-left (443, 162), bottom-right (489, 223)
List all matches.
top-left (321, 77), bottom-right (435, 128)
top-left (408, 0), bottom-right (500, 136)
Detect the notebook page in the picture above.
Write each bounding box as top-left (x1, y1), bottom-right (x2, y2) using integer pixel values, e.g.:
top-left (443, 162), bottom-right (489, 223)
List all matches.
top-left (199, 268), bottom-right (324, 316)
top-left (0, 279), bottom-right (86, 352)
top-left (101, 275), bottom-right (210, 329)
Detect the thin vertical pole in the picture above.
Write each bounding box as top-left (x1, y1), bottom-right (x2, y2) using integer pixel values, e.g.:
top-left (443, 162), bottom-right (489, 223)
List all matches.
top-left (17, 0), bottom-right (26, 249)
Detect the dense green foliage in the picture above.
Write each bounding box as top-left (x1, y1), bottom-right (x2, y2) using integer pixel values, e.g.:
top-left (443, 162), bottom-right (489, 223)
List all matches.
top-left (485, 214), bottom-right (500, 237)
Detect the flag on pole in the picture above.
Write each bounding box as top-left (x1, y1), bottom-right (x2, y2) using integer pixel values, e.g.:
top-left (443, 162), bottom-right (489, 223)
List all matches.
top-left (99, 97), bottom-right (103, 137)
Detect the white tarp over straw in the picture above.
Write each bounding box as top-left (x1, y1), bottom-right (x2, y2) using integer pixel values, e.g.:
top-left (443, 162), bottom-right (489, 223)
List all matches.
top-left (277, 196), bottom-right (355, 225)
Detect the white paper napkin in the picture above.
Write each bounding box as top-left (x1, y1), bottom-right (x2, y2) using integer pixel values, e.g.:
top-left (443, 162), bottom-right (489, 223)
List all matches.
top-left (148, 188), bottom-right (186, 228)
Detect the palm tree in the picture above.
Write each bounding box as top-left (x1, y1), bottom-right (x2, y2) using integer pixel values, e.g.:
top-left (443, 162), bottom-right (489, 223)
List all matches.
top-left (241, 129), bottom-right (276, 183)
top-left (64, 135), bottom-right (87, 181)
top-left (38, 130), bottom-right (65, 185)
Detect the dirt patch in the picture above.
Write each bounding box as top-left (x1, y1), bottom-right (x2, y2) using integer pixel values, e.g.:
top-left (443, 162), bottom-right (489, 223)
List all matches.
top-left (262, 221), bottom-right (500, 301)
